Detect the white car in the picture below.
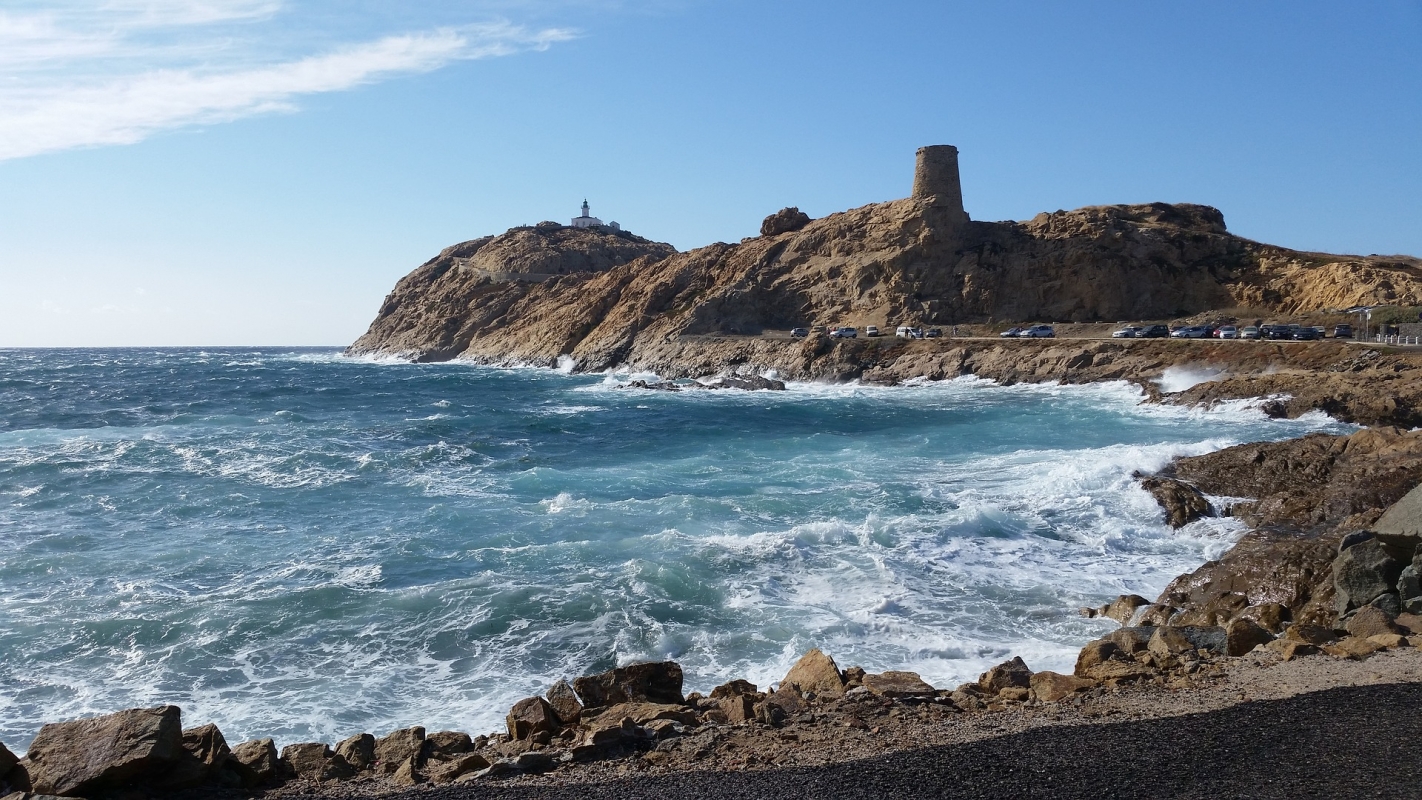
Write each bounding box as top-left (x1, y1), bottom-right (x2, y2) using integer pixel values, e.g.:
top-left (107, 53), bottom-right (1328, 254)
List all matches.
top-left (1216, 325), bottom-right (1238, 339)
top-left (865, 325), bottom-right (880, 337)
top-left (829, 326), bottom-right (857, 338)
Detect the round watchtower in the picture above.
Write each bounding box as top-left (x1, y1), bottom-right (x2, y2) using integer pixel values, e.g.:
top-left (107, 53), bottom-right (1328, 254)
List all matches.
top-left (912, 145), bottom-right (966, 218)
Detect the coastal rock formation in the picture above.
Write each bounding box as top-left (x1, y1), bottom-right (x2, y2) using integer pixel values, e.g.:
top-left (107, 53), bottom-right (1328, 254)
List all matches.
top-left (349, 149), bottom-right (1422, 371)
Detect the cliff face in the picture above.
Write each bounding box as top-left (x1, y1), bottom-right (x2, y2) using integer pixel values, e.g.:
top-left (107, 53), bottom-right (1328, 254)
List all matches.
top-left (348, 196), bottom-right (1422, 368)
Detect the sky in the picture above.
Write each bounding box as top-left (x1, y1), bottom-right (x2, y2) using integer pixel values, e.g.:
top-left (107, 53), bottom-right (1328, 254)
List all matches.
top-left (1, 1), bottom-right (1419, 347)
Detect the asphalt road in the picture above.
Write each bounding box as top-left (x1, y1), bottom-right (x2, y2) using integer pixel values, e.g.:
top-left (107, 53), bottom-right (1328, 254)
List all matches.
top-left (394, 683), bottom-right (1422, 800)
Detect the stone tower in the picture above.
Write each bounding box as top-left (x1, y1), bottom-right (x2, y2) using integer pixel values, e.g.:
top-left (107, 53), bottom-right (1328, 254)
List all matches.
top-left (912, 145), bottom-right (968, 221)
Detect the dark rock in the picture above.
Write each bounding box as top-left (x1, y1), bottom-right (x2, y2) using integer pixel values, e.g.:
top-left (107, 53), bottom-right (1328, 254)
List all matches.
top-left (0, 741), bottom-right (17, 779)
top-left (1148, 625), bottom-right (1227, 657)
top-left (977, 657), bottom-right (1032, 694)
top-left (22, 705), bottom-right (183, 797)
top-left (280, 743), bottom-right (355, 783)
top-left (842, 666), bottom-right (866, 687)
top-left (572, 661), bottom-right (685, 707)
top-left (373, 727), bottom-right (426, 774)
top-left (1340, 530), bottom-right (1377, 553)
top-left (545, 680), bottom-right (583, 726)
top-left (1237, 602), bottom-right (1291, 633)
top-left (1398, 565), bottom-right (1421, 603)
top-left (1373, 483), bottom-right (1422, 548)
top-left (511, 751), bottom-right (556, 773)
top-left (390, 756), bottom-right (423, 786)
top-left (760, 207), bottom-right (812, 237)
top-left (1333, 539), bottom-right (1403, 615)
top-left (156, 723), bottom-right (232, 790)
top-left (230, 738), bottom-right (280, 786)
top-left (506, 697), bottom-right (561, 741)
top-left (1284, 624), bottom-right (1339, 645)
top-left (1369, 591), bottom-right (1403, 617)
top-left (704, 375), bottom-right (788, 391)
top-left (1139, 476), bottom-right (1213, 528)
top-left (334, 733), bottom-right (375, 771)
top-left (1225, 618), bottom-right (1275, 656)
top-left (1132, 603), bottom-right (1178, 627)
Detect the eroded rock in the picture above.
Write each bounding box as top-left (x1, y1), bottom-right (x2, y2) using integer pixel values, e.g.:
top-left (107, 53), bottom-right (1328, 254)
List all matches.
top-left (545, 680), bottom-right (584, 726)
top-left (506, 697), bottom-right (561, 741)
top-left (977, 657), bottom-right (1032, 694)
top-left (22, 705), bottom-right (183, 797)
top-left (280, 743), bottom-right (355, 783)
top-left (860, 671), bottom-right (936, 699)
top-left (1029, 672), bottom-right (1095, 702)
top-left (781, 649), bottom-right (845, 698)
top-left (573, 661), bottom-right (684, 708)
top-left (334, 733), bottom-right (375, 771)
top-left (373, 727), bottom-right (426, 774)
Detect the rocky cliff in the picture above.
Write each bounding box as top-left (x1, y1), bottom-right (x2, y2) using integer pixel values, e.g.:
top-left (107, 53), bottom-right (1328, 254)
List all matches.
top-left (348, 191), bottom-right (1422, 369)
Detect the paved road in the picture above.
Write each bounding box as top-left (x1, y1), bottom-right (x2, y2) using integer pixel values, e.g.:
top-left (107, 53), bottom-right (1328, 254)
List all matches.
top-left (402, 683), bottom-right (1422, 800)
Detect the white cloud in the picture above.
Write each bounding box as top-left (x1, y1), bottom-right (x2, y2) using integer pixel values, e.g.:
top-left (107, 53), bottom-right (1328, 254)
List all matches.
top-left (0, 4), bottom-right (576, 160)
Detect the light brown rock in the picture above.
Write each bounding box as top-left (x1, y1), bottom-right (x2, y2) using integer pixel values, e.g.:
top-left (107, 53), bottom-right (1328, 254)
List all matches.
top-left (1029, 672), bottom-right (1095, 702)
top-left (709, 679), bottom-right (758, 699)
top-left (424, 731), bottom-right (472, 760)
top-left (231, 738), bottom-right (279, 785)
top-left (545, 679), bottom-right (583, 725)
top-left (1285, 624), bottom-right (1339, 645)
top-left (506, 697), bottom-right (561, 741)
top-left (22, 705), bottom-right (184, 797)
top-left (781, 649), bottom-right (845, 698)
top-left (1265, 639), bottom-right (1319, 661)
top-left (426, 754), bottom-right (491, 785)
top-left (1074, 639), bottom-right (1122, 677)
top-left (860, 671), bottom-right (936, 698)
top-left (373, 727), bottom-right (425, 774)
top-left (1322, 636), bottom-right (1385, 660)
top-left (977, 656), bottom-right (1032, 694)
top-left (280, 743), bottom-right (355, 783)
top-left (334, 733), bottom-right (375, 771)
top-left (1225, 617), bottom-right (1275, 656)
top-left (1368, 633), bottom-right (1409, 649)
top-left (1346, 605), bottom-right (1402, 639)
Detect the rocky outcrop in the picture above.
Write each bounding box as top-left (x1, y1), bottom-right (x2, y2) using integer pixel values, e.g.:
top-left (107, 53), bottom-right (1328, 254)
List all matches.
top-left (20, 705), bottom-right (184, 797)
top-left (349, 157), bottom-right (1422, 372)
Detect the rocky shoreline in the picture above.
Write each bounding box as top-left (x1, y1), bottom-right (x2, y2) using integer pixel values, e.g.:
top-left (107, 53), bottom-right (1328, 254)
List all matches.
top-left (7, 338), bottom-right (1422, 798)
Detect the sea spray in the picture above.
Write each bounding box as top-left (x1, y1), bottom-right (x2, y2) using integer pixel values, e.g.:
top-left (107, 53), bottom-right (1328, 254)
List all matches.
top-left (0, 348), bottom-right (1353, 749)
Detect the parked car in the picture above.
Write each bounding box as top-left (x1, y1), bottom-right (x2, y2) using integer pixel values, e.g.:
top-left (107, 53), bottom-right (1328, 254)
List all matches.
top-left (1171, 326), bottom-right (1209, 339)
top-left (895, 326), bottom-right (918, 338)
top-left (864, 325), bottom-right (880, 337)
top-left (828, 326), bottom-right (857, 338)
top-left (1023, 324), bottom-right (1055, 338)
top-left (1139, 325), bottom-right (1170, 338)
top-left (1000, 327), bottom-right (1024, 338)
top-left (790, 327), bottom-right (809, 338)
top-left (1240, 326), bottom-right (1260, 340)
top-left (1263, 325), bottom-right (1292, 340)
top-left (1112, 326), bottom-right (1143, 338)
top-left (1292, 327), bottom-right (1320, 341)
top-left (1334, 324), bottom-right (1353, 338)
top-left (1215, 325), bottom-right (1238, 339)
top-left (924, 328), bottom-right (943, 338)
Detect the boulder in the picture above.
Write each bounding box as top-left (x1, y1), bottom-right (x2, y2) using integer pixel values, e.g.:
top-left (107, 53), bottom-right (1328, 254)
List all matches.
top-left (1029, 672), bottom-right (1095, 702)
top-left (22, 705), bottom-right (184, 797)
top-left (1333, 538), bottom-right (1403, 615)
top-left (1374, 483), bottom-right (1422, 548)
top-left (1171, 593), bottom-right (1250, 627)
top-left (506, 697), bottom-right (561, 741)
top-left (977, 657), bottom-right (1032, 694)
top-left (334, 733), bottom-right (375, 771)
top-left (756, 685), bottom-right (808, 721)
top-left (1108, 627), bottom-right (1154, 654)
top-left (842, 666), bottom-right (866, 687)
top-left (373, 727), bottom-right (426, 774)
top-left (1148, 625), bottom-right (1226, 657)
top-left (390, 756), bottom-right (422, 786)
top-left (1395, 611), bottom-right (1422, 635)
top-left (718, 694), bottom-right (756, 724)
top-left (1264, 639), bottom-right (1319, 660)
top-left (424, 731), bottom-right (472, 760)
top-left (1103, 594), bottom-right (1152, 624)
top-left (572, 661), bottom-right (684, 707)
top-left (427, 753), bottom-right (490, 785)
top-left (1131, 603), bottom-right (1178, 627)
top-left (545, 680), bottom-right (584, 725)
top-left (860, 671), bottom-right (936, 699)
top-left (1139, 476), bottom-right (1213, 528)
top-left (708, 679), bottom-right (758, 700)
top-left (1237, 602), bottom-right (1291, 633)
top-left (1225, 617), bottom-right (1274, 656)
top-left (1073, 639), bottom-right (1121, 677)
top-left (1368, 633), bottom-right (1409, 649)
top-left (1345, 605), bottom-right (1401, 638)
top-left (760, 207), bottom-right (812, 237)
top-left (156, 723), bottom-right (232, 790)
top-left (1322, 636), bottom-right (1384, 660)
top-left (587, 702), bottom-right (697, 728)
top-left (781, 649), bottom-right (846, 698)
top-left (280, 743), bottom-right (355, 782)
top-left (704, 375), bottom-right (787, 391)
top-left (230, 738), bottom-right (280, 786)
top-left (0, 741), bottom-right (17, 778)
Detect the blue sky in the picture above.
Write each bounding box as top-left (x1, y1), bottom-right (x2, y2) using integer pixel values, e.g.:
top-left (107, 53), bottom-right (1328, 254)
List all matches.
top-left (1, 1), bottom-right (1419, 346)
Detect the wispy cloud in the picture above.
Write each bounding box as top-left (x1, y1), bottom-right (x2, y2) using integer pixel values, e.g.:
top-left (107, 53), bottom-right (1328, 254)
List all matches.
top-left (0, 3), bottom-right (576, 160)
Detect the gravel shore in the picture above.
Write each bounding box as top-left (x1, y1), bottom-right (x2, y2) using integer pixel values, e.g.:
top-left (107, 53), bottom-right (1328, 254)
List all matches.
top-left (260, 647), bottom-right (1422, 799)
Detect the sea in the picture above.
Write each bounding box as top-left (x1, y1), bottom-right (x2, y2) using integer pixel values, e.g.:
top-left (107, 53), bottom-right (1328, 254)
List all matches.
top-left (0, 347), bottom-right (1352, 749)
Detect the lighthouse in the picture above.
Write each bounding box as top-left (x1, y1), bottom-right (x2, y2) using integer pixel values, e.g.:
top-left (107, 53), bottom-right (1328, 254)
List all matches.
top-left (570, 200), bottom-right (620, 230)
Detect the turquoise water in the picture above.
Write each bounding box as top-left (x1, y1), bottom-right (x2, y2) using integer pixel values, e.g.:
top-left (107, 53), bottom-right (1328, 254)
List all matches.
top-left (0, 348), bottom-right (1349, 748)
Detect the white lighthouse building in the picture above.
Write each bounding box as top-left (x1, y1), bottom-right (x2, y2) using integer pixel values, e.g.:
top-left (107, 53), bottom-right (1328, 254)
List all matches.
top-left (570, 200), bottom-right (620, 231)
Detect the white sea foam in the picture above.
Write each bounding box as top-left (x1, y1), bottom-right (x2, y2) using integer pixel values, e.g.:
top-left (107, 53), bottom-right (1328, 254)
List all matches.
top-left (1155, 365), bottom-right (1226, 393)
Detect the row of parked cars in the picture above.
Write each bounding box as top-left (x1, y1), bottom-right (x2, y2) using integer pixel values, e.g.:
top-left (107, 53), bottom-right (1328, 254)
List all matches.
top-left (1112, 323), bottom-right (1354, 340)
top-left (999, 325), bottom-right (1056, 338)
top-left (789, 325), bottom-right (944, 339)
